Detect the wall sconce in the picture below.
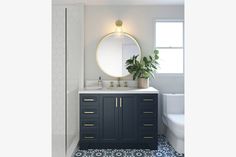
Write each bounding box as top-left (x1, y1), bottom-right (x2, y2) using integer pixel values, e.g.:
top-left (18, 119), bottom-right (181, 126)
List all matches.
top-left (115, 20), bottom-right (123, 32)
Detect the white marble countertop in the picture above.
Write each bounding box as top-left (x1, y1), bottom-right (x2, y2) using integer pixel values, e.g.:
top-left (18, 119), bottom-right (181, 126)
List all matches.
top-left (78, 87), bottom-right (159, 94)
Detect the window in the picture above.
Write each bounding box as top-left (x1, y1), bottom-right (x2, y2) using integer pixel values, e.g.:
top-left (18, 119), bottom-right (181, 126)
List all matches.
top-left (155, 21), bottom-right (184, 73)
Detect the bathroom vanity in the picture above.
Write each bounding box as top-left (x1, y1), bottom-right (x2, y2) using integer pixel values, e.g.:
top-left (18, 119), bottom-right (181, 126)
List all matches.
top-left (78, 87), bottom-right (159, 149)
top-left (77, 22), bottom-right (159, 149)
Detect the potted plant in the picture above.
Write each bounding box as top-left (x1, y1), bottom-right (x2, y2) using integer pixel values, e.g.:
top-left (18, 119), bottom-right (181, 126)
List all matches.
top-left (126, 50), bottom-right (159, 88)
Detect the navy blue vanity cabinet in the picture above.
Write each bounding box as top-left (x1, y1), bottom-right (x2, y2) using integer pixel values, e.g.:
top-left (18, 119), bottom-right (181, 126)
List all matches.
top-left (138, 94), bottom-right (158, 148)
top-left (119, 95), bottom-right (137, 143)
top-left (100, 95), bottom-right (137, 144)
top-left (100, 95), bottom-right (119, 143)
top-left (79, 93), bottom-right (158, 149)
top-left (80, 94), bottom-right (100, 144)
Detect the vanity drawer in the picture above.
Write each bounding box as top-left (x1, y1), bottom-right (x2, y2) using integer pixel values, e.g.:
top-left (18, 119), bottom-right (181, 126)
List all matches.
top-left (80, 131), bottom-right (98, 142)
top-left (139, 119), bottom-right (156, 128)
top-left (139, 131), bottom-right (157, 143)
top-left (138, 95), bottom-right (157, 103)
top-left (139, 109), bottom-right (156, 118)
top-left (80, 95), bottom-right (99, 106)
top-left (81, 119), bottom-right (99, 129)
top-left (81, 108), bottom-right (99, 118)
top-left (138, 95), bottom-right (157, 110)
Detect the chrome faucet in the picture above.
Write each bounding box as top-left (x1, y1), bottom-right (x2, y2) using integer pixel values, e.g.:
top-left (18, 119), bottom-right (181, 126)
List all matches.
top-left (109, 81), bottom-right (114, 87)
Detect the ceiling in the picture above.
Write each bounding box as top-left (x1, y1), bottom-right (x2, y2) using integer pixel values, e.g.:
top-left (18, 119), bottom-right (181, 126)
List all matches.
top-left (53, 0), bottom-right (184, 5)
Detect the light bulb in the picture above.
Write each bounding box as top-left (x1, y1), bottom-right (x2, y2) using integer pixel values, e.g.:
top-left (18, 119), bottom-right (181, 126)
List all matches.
top-left (115, 20), bottom-right (123, 32)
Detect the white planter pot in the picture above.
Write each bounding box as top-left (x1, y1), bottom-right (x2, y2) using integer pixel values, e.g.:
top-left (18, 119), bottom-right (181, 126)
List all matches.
top-left (138, 78), bottom-right (149, 89)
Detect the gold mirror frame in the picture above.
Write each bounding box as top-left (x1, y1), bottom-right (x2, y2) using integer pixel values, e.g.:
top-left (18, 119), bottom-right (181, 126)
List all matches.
top-left (96, 32), bottom-right (141, 78)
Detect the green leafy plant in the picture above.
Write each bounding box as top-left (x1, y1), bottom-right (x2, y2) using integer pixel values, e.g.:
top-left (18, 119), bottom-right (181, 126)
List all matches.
top-left (126, 50), bottom-right (159, 80)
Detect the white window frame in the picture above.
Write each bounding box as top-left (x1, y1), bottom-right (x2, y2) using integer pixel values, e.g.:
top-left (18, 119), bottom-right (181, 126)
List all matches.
top-left (154, 19), bottom-right (184, 76)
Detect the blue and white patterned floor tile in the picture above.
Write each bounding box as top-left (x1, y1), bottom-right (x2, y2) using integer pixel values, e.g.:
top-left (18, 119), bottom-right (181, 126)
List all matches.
top-left (73, 135), bottom-right (184, 157)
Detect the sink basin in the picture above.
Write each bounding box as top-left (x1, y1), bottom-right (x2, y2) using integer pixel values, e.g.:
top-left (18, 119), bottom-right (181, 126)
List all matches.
top-left (85, 86), bottom-right (137, 91)
top-left (105, 87), bottom-right (135, 90)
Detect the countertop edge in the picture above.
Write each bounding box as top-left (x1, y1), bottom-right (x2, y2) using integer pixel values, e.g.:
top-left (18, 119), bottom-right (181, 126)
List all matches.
top-left (78, 87), bottom-right (159, 94)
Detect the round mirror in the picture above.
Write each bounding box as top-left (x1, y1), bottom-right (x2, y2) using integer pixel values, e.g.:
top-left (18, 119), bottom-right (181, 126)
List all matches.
top-left (96, 32), bottom-right (141, 77)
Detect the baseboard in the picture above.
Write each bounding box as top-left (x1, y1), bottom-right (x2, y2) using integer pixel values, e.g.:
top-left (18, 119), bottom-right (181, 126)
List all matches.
top-left (66, 136), bottom-right (79, 157)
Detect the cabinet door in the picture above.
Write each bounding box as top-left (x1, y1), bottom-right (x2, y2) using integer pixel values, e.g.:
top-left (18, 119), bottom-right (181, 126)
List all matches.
top-left (119, 95), bottom-right (137, 142)
top-left (101, 96), bottom-right (119, 142)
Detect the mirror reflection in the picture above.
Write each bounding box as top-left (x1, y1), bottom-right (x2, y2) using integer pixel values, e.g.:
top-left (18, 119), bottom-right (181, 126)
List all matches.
top-left (96, 32), bottom-right (141, 77)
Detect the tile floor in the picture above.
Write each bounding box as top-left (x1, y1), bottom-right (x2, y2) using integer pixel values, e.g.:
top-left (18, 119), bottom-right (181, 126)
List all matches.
top-left (73, 135), bottom-right (184, 157)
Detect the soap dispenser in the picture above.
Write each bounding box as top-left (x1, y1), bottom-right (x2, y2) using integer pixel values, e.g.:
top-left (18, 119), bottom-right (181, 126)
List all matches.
top-left (98, 76), bottom-right (103, 88)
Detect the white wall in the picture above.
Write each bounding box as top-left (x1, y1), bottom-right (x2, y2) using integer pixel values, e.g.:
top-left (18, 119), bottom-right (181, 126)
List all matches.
top-left (84, 5), bottom-right (184, 134)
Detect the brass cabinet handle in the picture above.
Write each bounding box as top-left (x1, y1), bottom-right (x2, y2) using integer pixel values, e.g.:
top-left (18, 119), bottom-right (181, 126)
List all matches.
top-left (116, 97), bottom-right (118, 108)
top-left (84, 136), bottom-right (95, 139)
top-left (143, 124), bottom-right (154, 127)
top-left (83, 123), bottom-right (95, 127)
top-left (120, 97), bottom-right (122, 108)
top-left (83, 111), bottom-right (95, 114)
top-left (143, 112), bottom-right (153, 114)
top-left (143, 98), bottom-right (154, 102)
top-left (143, 136), bottom-right (154, 139)
top-left (83, 98), bottom-right (95, 102)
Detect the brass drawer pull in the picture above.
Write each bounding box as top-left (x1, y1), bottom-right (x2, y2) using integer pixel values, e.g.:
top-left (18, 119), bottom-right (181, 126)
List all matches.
top-left (143, 124), bottom-right (154, 127)
top-left (143, 98), bottom-right (154, 102)
top-left (120, 97), bottom-right (122, 108)
top-left (143, 112), bottom-right (153, 114)
top-left (143, 136), bottom-right (154, 139)
top-left (84, 136), bottom-right (95, 139)
top-left (83, 111), bottom-right (95, 114)
top-left (116, 97), bottom-right (118, 108)
top-left (83, 98), bottom-right (95, 102)
top-left (83, 123), bottom-right (95, 127)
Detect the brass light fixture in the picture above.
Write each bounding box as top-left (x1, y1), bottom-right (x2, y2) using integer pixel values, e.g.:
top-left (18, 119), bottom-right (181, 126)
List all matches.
top-left (115, 20), bottom-right (123, 32)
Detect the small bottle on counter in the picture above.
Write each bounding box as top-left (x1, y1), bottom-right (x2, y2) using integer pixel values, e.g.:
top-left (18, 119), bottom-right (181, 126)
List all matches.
top-left (98, 76), bottom-right (103, 88)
